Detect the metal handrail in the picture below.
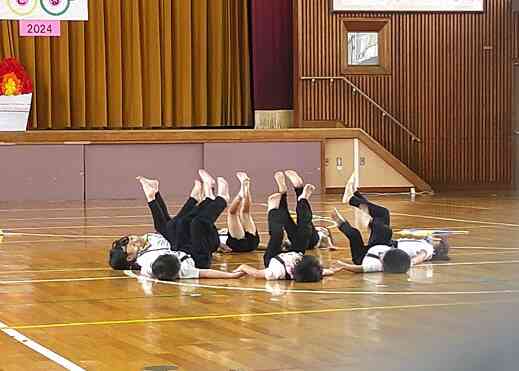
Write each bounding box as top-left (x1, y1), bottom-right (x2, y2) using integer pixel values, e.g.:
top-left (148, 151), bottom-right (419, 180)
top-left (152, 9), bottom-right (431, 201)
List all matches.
top-left (301, 76), bottom-right (421, 143)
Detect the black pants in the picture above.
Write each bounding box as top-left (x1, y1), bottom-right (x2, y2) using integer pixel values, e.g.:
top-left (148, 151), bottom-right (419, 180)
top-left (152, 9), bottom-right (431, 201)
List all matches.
top-left (226, 231), bottom-right (260, 252)
top-left (279, 188), bottom-right (320, 249)
top-left (148, 194), bottom-right (226, 269)
top-left (263, 197), bottom-right (314, 267)
top-left (147, 192), bottom-right (197, 247)
top-left (188, 196), bottom-right (227, 268)
top-left (338, 192), bottom-right (393, 265)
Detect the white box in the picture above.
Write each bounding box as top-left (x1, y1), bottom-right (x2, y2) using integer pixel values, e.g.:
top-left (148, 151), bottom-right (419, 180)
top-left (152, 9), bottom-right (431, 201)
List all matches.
top-left (0, 93), bottom-right (32, 131)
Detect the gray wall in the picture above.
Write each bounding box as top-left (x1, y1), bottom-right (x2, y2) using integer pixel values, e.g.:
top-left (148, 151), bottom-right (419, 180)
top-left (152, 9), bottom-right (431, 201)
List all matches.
top-left (0, 142), bottom-right (322, 201)
top-left (204, 142), bottom-right (321, 196)
top-left (0, 145), bottom-right (84, 202)
top-left (85, 144), bottom-right (203, 200)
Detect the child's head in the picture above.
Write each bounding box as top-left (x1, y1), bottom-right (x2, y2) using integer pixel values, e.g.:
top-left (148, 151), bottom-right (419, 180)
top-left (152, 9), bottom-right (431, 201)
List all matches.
top-left (109, 235), bottom-right (145, 270)
top-left (293, 255), bottom-right (323, 282)
top-left (151, 255), bottom-right (181, 281)
top-left (382, 249), bottom-right (411, 273)
top-left (432, 237), bottom-right (450, 261)
top-left (109, 236), bottom-right (131, 270)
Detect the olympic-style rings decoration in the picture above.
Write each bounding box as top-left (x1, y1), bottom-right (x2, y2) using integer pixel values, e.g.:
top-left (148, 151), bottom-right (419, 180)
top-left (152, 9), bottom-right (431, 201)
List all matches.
top-left (39, 0), bottom-right (71, 16)
top-left (6, 0), bottom-right (38, 16)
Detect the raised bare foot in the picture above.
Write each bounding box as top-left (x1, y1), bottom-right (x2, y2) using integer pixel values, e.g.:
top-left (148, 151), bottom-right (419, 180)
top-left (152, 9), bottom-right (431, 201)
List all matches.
top-left (199, 169), bottom-right (215, 199)
top-left (217, 177), bottom-right (230, 203)
top-left (284, 170), bottom-right (304, 189)
top-left (136, 176), bottom-right (159, 191)
top-left (236, 172), bottom-right (250, 183)
top-left (240, 178), bottom-right (251, 198)
top-left (137, 176), bottom-right (159, 201)
top-left (331, 208), bottom-right (346, 225)
top-left (191, 180), bottom-right (203, 202)
top-left (267, 193), bottom-right (282, 210)
top-left (199, 169), bottom-right (215, 185)
top-left (342, 173), bottom-right (356, 204)
top-left (274, 171), bottom-right (287, 193)
top-left (299, 184), bottom-right (315, 201)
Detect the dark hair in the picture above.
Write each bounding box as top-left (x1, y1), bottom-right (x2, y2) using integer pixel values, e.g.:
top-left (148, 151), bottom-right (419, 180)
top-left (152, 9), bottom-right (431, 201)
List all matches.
top-left (382, 249), bottom-right (411, 273)
top-left (151, 255), bottom-right (181, 281)
top-left (293, 255), bottom-right (323, 282)
top-left (109, 237), bottom-right (130, 270)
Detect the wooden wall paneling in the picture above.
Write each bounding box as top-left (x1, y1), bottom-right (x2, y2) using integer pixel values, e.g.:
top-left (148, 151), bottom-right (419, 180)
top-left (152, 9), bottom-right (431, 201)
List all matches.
top-left (514, 13), bottom-right (519, 62)
top-left (295, 0), bottom-right (515, 187)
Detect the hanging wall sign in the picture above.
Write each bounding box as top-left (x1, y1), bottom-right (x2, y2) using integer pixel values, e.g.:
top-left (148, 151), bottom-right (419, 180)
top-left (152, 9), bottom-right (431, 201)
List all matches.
top-left (19, 20), bottom-right (61, 36)
top-left (331, 0), bottom-right (484, 12)
top-left (0, 0), bottom-right (88, 20)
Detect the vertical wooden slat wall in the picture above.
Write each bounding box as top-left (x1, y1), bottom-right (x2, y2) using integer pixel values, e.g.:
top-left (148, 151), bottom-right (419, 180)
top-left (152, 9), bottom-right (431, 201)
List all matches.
top-left (514, 12), bottom-right (519, 61)
top-left (296, 0), bottom-right (515, 188)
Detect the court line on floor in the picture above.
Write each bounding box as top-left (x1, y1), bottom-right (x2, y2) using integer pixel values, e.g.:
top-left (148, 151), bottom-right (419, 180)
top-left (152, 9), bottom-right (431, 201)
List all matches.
top-left (0, 276), bottom-right (130, 284)
top-left (3, 232), bottom-right (119, 239)
top-left (0, 210), bottom-right (271, 223)
top-left (0, 320), bottom-right (85, 370)
top-left (0, 202), bottom-right (335, 214)
top-left (392, 212), bottom-right (519, 228)
top-left (1, 257), bottom-right (518, 289)
top-left (124, 270), bottom-right (519, 296)
top-left (318, 200), bottom-right (496, 210)
top-left (4, 300), bottom-right (512, 331)
top-left (0, 204), bottom-right (183, 213)
top-left (416, 260), bottom-right (519, 267)
top-left (1, 255), bottom-right (518, 277)
top-left (0, 268), bottom-right (112, 275)
top-left (4, 223), bottom-right (153, 231)
top-left (1, 215), bottom-right (336, 233)
top-left (449, 251), bottom-right (519, 256)
top-left (452, 246), bottom-right (519, 250)
top-left (0, 238), bottom-right (107, 245)
top-left (407, 202), bottom-right (494, 210)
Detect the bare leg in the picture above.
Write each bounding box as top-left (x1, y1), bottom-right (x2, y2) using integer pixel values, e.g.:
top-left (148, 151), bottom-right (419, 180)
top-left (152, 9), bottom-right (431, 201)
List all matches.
top-left (331, 208), bottom-right (346, 226)
top-left (300, 184), bottom-right (315, 201)
top-left (199, 169), bottom-right (216, 200)
top-left (274, 171), bottom-right (288, 194)
top-left (236, 172), bottom-right (249, 196)
top-left (240, 178), bottom-right (257, 235)
top-left (267, 193), bottom-right (282, 211)
top-left (342, 173), bottom-right (356, 204)
top-left (137, 176), bottom-right (159, 202)
top-left (191, 180), bottom-right (203, 203)
top-left (227, 193), bottom-right (245, 239)
top-left (217, 177), bottom-right (230, 203)
top-left (284, 170), bottom-right (304, 189)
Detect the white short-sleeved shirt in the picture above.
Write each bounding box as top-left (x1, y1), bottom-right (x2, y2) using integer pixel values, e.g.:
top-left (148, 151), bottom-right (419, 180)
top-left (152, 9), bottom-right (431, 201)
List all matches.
top-left (264, 252), bottom-right (303, 281)
top-left (311, 229), bottom-right (328, 248)
top-left (218, 229), bottom-right (228, 245)
top-left (136, 233), bottom-right (200, 279)
top-left (361, 239), bottom-right (434, 273)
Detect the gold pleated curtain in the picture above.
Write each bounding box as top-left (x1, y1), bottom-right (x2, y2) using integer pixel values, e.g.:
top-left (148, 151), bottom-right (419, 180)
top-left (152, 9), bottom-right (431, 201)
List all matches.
top-left (0, 0), bottom-right (252, 129)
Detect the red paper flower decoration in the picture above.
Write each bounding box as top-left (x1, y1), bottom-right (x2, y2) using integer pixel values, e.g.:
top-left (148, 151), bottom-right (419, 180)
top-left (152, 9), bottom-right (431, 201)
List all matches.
top-left (0, 58), bottom-right (33, 96)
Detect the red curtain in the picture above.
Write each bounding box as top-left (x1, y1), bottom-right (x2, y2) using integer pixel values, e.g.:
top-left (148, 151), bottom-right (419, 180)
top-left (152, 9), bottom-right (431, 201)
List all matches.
top-left (251, 0), bottom-right (293, 110)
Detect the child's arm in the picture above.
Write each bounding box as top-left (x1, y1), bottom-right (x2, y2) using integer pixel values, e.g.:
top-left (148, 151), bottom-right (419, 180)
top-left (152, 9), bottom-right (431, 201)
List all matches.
top-left (323, 261), bottom-right (351, 276)
top-left (233, 264), bottom-right (267, 279)
top-left (411, 250), bottom-right (428, 266)
top-left (199, 269), bottom-right (245, 279)
top-left (334, 260), bottom-right (364, 273)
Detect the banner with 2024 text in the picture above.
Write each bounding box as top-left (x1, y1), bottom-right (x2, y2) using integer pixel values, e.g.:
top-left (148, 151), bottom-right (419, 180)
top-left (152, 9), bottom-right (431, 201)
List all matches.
top-left (0, 0), bottom-right (88, 20)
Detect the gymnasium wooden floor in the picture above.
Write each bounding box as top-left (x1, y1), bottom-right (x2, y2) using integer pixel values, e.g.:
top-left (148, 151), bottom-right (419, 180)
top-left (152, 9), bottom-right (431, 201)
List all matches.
top-left (1, 192), bottom-right (519, 371)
